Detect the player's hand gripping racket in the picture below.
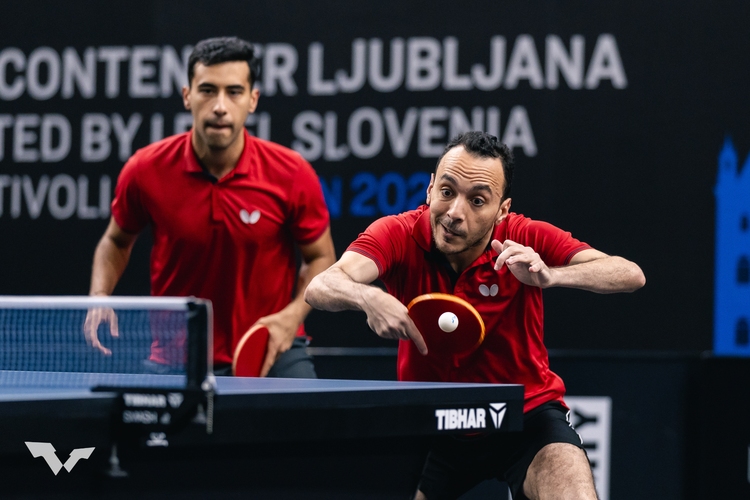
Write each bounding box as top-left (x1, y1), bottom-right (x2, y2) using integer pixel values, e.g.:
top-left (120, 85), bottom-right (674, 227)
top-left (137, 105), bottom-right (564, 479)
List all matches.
top-left (407, 293), bottom-right (485, 359)
top-left (232, 324), bottom-right (270, 377)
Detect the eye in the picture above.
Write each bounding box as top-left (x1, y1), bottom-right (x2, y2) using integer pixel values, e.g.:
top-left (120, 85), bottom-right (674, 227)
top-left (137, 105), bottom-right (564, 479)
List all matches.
top-left (471, 198), bottom-right (485, 207)
top-left (440, 188), bottom-right (453, 198)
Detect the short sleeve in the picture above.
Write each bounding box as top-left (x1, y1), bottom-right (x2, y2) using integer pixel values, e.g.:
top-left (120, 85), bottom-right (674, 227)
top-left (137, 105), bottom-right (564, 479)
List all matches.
top-left (288, 157), bottom-right (330, 245)
top-left (506, 216), bottom-right (591, 267)
top-left (347, 214), bottom-right (411, 278)
top-left (111, 156), bottom-right (150, 234)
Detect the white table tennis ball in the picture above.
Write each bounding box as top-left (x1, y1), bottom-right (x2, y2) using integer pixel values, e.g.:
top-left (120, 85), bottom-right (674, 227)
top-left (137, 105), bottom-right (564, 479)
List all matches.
top-left (438, 312), bottom-right (458, 333)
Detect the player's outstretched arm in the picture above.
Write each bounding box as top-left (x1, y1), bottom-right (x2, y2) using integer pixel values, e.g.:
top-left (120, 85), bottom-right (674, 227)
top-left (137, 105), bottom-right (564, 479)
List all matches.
top-left (305, 251), bottom-right (380, 311)
top-left (492, 239), bottom-right (645, 294)
top-left (305, 251), bottom-right (428, 355)
top-left (558, 248), bottom-right (645, 293)
top-left (84, 217), bottom-right (138, 355)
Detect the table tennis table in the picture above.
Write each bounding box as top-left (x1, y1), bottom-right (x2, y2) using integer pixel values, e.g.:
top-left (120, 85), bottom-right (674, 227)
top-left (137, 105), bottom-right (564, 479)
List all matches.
top-left (0, 371), bottom-right (523, 499)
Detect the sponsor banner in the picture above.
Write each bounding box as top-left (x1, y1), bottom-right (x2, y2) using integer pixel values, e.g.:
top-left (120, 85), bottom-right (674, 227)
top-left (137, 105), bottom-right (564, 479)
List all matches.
top-left (434, 402), bottom-right (506, 431)
top-left (566, 396), bottom-right (612, 500)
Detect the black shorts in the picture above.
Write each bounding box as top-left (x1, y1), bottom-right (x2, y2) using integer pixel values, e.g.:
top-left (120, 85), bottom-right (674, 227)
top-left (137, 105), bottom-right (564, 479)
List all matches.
top-left (418, 401), bottom-right (584, 500)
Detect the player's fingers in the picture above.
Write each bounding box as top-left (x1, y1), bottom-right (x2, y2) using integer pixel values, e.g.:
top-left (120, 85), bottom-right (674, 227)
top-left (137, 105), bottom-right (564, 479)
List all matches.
top-left (367, 316), bottom-right (394, 339)
top-left (493, 246), bottom-right (513, 270)
top-left (495, 252), bottom-right (516, 270)
top-left (493, 254), bottom-right (506, 271)
top-left (97, 343), bottom-right (112, 356)
top-left (406, 321), bottom-right (428, 356)
top-left (374, 323), bottom-right (410, 340)
top-left (83, 312), bottom-right (111, 355)
top-left (90, 334), bottom-right (111, 356)
top-left (108, 309), bottom-right (120, 338)
top-left (521, 252), bottom-right (545, 270)
top-left (83, 315), bottom-right (96, 345)
top-left (528, 260), bottom-right (543, 272)
top-left (495, 246), bottom-right (525, 270)
top-left (259, 346), bottom-right (277, 378)
top-left (504, 242), bottom-right (542, 267)
top-left (506, 252), bottom-right (534, 266)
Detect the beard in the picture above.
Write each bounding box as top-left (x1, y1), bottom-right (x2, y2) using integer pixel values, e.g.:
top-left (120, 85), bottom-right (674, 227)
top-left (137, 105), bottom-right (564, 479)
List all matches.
top-left (202, 123), bottom-right (238, 150)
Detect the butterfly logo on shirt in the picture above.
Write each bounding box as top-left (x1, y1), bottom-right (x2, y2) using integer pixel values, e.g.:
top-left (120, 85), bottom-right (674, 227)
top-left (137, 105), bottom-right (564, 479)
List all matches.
top-left (479, 284), bottom-right (499, 297)
top-left (239, 209), bottom-right (261, 225)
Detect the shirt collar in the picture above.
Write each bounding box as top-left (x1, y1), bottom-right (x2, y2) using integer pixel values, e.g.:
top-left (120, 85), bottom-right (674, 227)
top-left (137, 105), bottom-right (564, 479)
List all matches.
top-left (182, 129), bottom-right (254, 179)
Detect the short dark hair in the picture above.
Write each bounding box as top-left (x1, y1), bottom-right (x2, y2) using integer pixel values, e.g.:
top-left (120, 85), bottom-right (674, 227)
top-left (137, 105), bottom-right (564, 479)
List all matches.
top-left (187, 37), bottom-right (261, 87)
top-left (436, 131), bottom-right (514, 200)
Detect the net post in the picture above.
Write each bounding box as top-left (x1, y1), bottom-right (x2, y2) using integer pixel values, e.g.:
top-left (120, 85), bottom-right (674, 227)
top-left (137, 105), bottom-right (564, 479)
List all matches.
top-left (186, 298), bottom-right (212, 390)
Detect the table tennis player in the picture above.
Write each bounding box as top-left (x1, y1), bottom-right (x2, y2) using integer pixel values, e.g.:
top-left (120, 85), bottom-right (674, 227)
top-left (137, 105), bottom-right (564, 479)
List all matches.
top-left (85, 36), bottom-right (336, 378)
top-left (305, 131), bottom-right (645, 500)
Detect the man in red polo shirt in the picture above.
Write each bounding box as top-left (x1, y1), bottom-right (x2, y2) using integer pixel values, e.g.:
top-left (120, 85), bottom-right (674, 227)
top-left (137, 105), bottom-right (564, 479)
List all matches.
top-left (305, 131), bottom-right (645, 499)
top-left (85, 37), bottom-right (335, 378)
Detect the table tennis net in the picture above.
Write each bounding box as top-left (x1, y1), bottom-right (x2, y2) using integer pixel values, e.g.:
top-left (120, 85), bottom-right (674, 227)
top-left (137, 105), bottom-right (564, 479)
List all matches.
top-left (0, 296), bottom-right (211, 389)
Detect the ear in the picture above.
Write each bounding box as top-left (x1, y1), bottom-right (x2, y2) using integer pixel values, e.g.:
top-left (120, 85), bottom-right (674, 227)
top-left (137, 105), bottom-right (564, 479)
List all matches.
top-left (182, 86), bottom-right (191, 110)
top-left (496, 198), bottom-right (512, 224)
top-left (425, 173), bottom-right (435, 205)
top-left (248, 88), bottom-right (261, 113)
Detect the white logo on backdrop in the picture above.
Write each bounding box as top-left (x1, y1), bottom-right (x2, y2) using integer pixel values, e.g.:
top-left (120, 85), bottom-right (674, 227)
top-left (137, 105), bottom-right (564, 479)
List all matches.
top-left (25, 442), bottom-right (95, 475)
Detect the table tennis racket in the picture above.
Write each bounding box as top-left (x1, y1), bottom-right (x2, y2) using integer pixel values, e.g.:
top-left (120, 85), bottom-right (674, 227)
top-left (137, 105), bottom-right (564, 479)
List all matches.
top-left (232, 324), bottom-right (269, 377)
top-left (407, 293), bottom-right (485, 359)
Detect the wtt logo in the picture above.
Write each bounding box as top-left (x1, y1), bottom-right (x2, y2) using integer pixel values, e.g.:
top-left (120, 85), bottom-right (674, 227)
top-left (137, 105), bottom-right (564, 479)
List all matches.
top-left (25, 442), bottom-right (95, 475)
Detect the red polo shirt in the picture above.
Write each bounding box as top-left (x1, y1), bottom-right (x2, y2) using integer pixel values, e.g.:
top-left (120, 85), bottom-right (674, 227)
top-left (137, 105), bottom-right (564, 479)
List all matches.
top-left (112, 130), bottom-right (330, 365)
top-left (348, 205), bottom-right (590, 412)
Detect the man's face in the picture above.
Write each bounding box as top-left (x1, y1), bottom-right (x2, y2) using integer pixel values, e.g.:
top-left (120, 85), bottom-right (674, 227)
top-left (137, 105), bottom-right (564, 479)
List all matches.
top-left (426, 146), bottom-right (511, 256)
top-left (182, 61), bottom-right (259, 151)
